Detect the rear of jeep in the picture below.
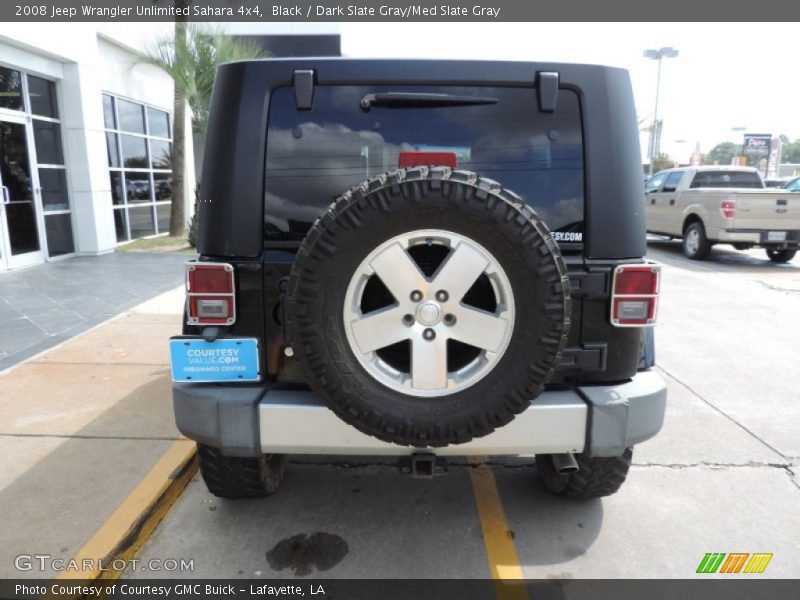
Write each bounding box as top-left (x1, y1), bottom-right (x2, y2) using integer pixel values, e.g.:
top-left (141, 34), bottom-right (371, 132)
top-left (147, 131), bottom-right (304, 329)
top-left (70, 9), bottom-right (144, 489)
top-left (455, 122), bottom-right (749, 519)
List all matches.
top-left (170, 59), bottom-right (666, 499)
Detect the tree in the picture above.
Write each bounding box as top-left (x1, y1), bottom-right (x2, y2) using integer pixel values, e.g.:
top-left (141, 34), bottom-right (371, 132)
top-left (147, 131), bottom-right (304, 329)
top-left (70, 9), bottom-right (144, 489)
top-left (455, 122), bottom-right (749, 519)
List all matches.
top-left (141, 20), bottom-right (265, 236)
top-left (781, 138), bottom-right (800, 163)
top-left (652, 154), bottom-right (674, 173)
top-left (704, 142), bottom-right (739, 166)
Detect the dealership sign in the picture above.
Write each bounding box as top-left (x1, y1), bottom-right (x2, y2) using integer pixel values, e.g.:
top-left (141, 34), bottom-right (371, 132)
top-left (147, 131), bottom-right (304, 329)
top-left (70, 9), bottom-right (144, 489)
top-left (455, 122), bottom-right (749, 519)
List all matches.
top-left (742, 134), bottom-right (772, 175)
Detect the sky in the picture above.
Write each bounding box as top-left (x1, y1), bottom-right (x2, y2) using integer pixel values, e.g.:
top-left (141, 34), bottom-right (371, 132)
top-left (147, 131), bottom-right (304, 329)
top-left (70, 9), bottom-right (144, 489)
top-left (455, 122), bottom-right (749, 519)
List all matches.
top-left (340, 22), bottom-right (800, 164)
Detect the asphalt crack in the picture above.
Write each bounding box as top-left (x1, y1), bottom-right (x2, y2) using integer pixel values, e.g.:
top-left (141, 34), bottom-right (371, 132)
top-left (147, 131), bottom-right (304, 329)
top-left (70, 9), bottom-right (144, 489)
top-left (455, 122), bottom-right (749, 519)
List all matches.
top-left (754, 279), bottom-right (800, 294)
top-left (655, 364), bottom-right (789, 461)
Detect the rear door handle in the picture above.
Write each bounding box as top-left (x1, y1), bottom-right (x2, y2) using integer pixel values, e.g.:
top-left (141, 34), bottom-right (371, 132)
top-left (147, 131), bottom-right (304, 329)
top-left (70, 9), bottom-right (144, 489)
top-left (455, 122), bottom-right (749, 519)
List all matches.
top-left (669, 199), bottom-right (676, 206)
top-left (650, 198), bottom-right (656, 205)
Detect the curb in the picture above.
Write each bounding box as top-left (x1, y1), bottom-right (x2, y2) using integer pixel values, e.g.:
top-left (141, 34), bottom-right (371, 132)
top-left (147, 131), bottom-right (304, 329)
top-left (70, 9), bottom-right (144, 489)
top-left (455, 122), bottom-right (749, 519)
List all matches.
top-left (55, 439), bottom-right (198, 583)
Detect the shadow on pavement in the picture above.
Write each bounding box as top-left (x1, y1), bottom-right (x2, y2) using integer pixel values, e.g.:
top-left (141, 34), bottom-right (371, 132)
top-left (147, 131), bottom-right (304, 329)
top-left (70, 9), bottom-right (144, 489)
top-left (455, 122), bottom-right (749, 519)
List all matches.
top-left (0, 371), bottom-right (179, 578)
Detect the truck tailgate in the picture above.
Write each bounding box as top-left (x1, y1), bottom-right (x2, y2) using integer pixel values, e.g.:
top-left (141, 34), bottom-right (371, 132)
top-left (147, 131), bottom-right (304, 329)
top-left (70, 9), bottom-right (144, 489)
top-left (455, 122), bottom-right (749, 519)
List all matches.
top-left (732, 190), bottom-right (800, 230)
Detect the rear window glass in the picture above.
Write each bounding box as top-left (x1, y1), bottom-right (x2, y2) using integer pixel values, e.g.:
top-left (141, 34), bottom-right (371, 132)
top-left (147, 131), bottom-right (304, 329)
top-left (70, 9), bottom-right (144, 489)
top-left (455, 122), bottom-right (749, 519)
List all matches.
top-left (689, 171), bottom-right (764, 189)
top-left (264, 85), bottom-right (585, 243)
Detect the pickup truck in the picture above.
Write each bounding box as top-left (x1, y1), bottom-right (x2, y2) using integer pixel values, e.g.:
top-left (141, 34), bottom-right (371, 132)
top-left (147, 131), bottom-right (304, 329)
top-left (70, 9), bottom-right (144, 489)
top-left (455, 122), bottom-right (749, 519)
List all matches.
top-left (645, 166), bottom-right (800, 261)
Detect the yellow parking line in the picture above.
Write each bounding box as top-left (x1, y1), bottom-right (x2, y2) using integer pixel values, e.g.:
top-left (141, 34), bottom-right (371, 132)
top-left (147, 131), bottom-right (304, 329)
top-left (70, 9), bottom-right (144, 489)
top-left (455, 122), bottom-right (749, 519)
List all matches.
top-left (469, 457), bottom-right (527, 599)
top-left (56, 439), bottom-right (197, 581)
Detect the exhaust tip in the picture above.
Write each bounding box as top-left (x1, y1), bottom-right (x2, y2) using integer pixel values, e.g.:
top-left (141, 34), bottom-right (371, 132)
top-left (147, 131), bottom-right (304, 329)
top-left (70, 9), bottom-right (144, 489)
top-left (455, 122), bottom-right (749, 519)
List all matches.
top-left (550, 453), bottom-right (580, 474)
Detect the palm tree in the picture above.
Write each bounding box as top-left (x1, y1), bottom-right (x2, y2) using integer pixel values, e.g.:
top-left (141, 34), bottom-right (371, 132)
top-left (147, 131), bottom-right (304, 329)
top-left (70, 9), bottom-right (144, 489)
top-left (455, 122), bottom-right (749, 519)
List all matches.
top-left (140, 21), bottom-right (265, 236)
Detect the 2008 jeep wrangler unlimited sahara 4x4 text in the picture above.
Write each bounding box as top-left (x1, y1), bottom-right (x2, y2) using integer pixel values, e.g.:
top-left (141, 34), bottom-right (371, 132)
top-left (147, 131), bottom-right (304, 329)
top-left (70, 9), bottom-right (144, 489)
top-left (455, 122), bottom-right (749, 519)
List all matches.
top-left (169, 59), bottom-right (666, 500)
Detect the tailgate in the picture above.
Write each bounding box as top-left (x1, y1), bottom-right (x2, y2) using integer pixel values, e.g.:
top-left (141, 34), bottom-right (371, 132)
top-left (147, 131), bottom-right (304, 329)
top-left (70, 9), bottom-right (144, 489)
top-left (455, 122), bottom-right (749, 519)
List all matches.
top-left (732, 190), bottom-right (800, 230)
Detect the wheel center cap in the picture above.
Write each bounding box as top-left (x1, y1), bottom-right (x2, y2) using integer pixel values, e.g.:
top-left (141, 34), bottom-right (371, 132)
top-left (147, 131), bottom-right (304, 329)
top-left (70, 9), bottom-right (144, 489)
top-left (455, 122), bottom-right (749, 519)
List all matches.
top-left (416, 301), bottom-right (441, 326)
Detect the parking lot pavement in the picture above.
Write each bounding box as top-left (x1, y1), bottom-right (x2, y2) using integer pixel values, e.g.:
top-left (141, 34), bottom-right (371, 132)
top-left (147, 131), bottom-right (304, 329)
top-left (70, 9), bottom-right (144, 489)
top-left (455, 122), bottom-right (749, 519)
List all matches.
top-left (0, 285), bottom-right (185, 579)
top-left (0, 252), bottom-right (189, 371)
top-left (129, 239), bottom-right (799, 579)
top-left (4, 240), bottom-right (797, 581)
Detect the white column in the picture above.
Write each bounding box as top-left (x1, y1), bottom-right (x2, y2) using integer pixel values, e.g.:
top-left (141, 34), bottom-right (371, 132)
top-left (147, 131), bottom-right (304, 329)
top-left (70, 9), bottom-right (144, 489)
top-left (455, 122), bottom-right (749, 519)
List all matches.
top-left (60, 61), bottom-right (116, 255)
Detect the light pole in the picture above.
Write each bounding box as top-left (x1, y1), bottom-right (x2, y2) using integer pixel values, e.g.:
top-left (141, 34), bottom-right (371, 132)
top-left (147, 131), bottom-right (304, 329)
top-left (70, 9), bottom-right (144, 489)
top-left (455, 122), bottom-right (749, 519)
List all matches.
top-left (644, 47), bottom-right (679, 177)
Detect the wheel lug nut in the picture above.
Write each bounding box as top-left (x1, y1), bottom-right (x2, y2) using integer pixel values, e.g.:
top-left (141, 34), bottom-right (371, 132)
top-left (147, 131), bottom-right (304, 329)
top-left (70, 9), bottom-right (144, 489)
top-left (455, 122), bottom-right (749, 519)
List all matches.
top-left (410, 290), bottom-right (423, 302)
top-left (402, 314), bottom-right (415, 326)
top-left (436, 290), bottom-right (449, 302)
top-left (422, 328), bottom-right (436, 340)
top-left (443, 314), bottom-right (456, 326)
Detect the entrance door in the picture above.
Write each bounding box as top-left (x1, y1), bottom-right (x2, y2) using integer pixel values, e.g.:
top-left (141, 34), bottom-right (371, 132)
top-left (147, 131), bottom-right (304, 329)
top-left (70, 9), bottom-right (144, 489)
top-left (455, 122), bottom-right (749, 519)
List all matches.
top-left (0, 115), bottom-right (44, 270)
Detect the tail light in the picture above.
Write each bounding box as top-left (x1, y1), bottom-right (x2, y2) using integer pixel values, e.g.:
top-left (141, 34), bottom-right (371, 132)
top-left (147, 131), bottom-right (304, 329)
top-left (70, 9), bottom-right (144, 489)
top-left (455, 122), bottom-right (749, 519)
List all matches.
top-left (720, 198), bottom-right (736, 219)
top-left (186, 262), bottom-right (235, 326)
top-left (610, 263), bottom-right (661, 327)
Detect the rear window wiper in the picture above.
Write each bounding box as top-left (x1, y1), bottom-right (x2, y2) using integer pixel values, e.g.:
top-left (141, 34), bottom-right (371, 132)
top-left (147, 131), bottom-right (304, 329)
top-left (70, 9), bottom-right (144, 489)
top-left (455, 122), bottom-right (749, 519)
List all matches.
top-left (360, 92), bottom-right (498, 111)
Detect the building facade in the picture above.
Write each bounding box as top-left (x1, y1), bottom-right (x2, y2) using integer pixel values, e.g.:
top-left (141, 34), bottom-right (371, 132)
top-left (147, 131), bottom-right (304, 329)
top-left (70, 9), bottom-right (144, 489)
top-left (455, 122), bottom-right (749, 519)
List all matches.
top-left (0, 22), bottom-right (340, 273)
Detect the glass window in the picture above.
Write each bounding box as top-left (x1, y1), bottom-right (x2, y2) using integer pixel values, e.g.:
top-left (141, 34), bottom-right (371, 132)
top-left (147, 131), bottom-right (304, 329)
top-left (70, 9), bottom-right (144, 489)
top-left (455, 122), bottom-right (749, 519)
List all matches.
top-left (113, 208), bottom-right (128, 242)
top-left (0, 66), bottom-right (23, 111)
top-left (690, 170), bottom-right (764, 189)
top-left (645, 172), bottom-right (667, 194)
top-left (103, 95), bottom-right (116, 129)
top-left (662, 171), bottom-right (684, 192)
top-left (156, 203), bottom-right (171, 232)
top-left (128, 205), bottom-right (155, 238)
top-left (33, 120), bottom-right (64, 165)
top-left (38, 168), bottom-right (69, 211)
top-left (153, 173), bottom-right (172, 201)
top-left (120, 134), bottom-right (148, 168)
top-left (106, 132), bottom-right (120, 168)
top-left (149, 140), bottom-right (172, 169)
top-left (44, 213), bottom-right (75, 256)
top-left (117, 98), bottom-right (145, 134)
top-left (28, 76), bottom-right (58, 118)
top-left (104, 94), bottom-right (172, 241)
top-left (147, 107), bottom-right (170, 138)
top-left (109, 172), bottom-right (125, 205)
top-left (265, 85), bottom-right (585, 242)
top-left (125, 173), bottom-right (151, 203)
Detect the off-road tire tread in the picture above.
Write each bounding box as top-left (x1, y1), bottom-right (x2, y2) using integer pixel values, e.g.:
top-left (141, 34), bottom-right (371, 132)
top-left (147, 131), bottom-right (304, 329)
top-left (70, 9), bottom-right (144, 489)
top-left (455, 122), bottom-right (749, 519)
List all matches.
top-left (198, 444), bottom-right (285, 499)
top-left (286, 167), bottom-right (571, 447)
top-left (536, 448), bottom-right (633, 498)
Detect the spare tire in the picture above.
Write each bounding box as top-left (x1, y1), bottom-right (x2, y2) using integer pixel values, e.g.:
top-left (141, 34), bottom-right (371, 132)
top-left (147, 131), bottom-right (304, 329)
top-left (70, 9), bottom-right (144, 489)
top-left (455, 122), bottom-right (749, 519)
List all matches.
top-left (286, 167), bottom-right (571, 447)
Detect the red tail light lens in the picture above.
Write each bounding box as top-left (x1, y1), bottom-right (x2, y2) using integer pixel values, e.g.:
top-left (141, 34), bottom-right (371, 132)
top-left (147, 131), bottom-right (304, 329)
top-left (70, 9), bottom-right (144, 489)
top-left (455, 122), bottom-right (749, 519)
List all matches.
top-left (186, 262), bottom-right (235, 326)
top-left (720, 198), bottom-right (736, 219)
top-left (610, 264), bottom-right (660, 327)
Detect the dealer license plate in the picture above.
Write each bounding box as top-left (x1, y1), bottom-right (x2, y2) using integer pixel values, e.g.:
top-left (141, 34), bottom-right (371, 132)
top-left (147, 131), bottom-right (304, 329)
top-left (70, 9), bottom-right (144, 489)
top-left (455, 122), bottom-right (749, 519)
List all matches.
top-left (767, 231), bottom-right (787, 242)
top-left (169, 337), bottom-right (260, 382)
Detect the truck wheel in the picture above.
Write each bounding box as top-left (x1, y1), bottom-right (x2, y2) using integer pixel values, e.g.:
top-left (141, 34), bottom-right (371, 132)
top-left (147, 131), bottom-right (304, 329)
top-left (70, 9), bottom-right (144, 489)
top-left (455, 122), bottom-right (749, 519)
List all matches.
top-left (536, 448), bottom-right (633, 498)
top-left (286, 167), bottom-right (571, 447)
top-left (682, 222), bottom-right (712, 260)
top-left (198, 444), bottom-right (285, 499)
top-left (766, 248), bottom-right (797, 263)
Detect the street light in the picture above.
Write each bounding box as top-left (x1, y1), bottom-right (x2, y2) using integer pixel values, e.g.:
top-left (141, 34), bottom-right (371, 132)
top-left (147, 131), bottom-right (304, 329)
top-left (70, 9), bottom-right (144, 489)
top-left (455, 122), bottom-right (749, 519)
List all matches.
top-left (644, 47), bottom-right (679, 177)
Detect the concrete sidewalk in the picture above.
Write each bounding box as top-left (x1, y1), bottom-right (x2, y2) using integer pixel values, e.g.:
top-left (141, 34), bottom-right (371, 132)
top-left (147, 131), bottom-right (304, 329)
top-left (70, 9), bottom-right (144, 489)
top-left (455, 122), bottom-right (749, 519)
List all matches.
top-left (0, 252), bottom-right (189, 371)
top-left (0, 285), bottom-right (185, 578)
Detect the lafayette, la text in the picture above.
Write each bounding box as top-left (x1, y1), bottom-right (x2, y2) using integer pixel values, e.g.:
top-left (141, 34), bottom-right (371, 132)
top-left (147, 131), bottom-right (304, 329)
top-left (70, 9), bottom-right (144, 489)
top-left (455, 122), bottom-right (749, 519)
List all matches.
top-left (18, 584), bottom-right (325, 597)
top-left (278, 5), bottom-right (502, 18)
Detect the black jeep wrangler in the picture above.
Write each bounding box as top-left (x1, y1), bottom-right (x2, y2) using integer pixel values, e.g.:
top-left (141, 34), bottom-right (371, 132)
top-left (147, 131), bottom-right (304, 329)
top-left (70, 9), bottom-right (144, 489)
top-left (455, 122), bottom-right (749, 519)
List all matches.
top-left (170, 59), bottom-right (666, 500)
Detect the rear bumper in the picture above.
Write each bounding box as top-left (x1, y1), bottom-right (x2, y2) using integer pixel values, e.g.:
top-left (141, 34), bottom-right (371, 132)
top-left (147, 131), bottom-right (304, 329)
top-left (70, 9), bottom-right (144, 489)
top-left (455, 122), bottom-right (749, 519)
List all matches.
top-left (173, 371), bottom-right (667, 458)
top-left (715, 228), bottom-right (800, 245)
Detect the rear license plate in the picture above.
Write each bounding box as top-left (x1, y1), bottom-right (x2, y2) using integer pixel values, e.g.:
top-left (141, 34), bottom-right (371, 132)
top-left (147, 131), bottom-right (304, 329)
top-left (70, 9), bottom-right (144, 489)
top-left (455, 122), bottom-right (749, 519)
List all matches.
top-left (767, 231), bottom-right (787, 242)
top-left (169, 338), bottom-right (260, 382)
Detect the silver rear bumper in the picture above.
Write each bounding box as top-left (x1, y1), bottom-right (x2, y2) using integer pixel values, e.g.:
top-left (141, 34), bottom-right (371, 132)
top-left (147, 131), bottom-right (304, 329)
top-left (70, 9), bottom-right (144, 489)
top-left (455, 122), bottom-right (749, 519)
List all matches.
top-left (173, 371), bottom-right (667, 458)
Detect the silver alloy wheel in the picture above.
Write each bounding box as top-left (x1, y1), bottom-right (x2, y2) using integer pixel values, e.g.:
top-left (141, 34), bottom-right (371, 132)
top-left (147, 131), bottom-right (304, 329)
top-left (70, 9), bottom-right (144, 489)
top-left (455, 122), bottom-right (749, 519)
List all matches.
top-left (685, 228), bottom-right (700, 255)
top-left (343, 229), bottom-right (515, 397)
